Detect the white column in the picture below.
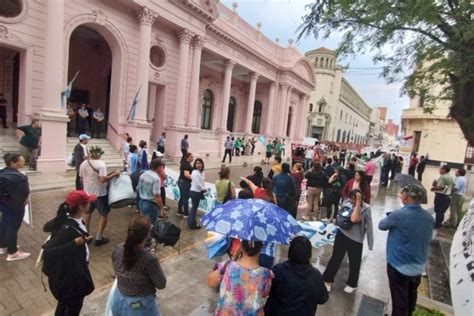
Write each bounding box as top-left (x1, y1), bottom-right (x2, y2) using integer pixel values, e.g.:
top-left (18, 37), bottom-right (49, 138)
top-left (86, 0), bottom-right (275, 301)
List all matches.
top-left (219, 60), bottom-right (236, 131)
top-left (135, 7), bottom-right (157, 122)
top-left (280, 85), bottom-right (292, 137)
top-left (186, 35), bottom-right (204, 127)
top-left (42, 0), bottom-right (64, 112)
top-left (264, 82), bottom-right (277, 136)
top-left (174, 29), bottom-right (193, 127)
top-left (244, 72), bottom-right (259, 134)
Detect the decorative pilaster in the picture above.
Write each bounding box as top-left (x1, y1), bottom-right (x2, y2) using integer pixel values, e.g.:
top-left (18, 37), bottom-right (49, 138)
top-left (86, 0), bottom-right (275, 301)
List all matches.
top-left (244, 72), bottom-right (259, 134)
top-left (174, 29), bottom-right (193, 127)
top-left (264, 82), bottom-right (277, 135)
top-left (134, 7), bottom-right (157, 122)
top-left (278, 83), bottom-right (289, 137)
top-left (36, 0), bottom-right (68, 172)
top-left (218, 60), bottom-right (236, 131)
top-left (186, 35), bottom-right (205, 127)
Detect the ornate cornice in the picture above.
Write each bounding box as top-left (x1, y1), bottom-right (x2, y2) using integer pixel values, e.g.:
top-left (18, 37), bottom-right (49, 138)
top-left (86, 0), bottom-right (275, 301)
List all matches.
top-left (180, 0), bottom-right (219, 22)
top-left (138, 7), bottom-right (158, 26)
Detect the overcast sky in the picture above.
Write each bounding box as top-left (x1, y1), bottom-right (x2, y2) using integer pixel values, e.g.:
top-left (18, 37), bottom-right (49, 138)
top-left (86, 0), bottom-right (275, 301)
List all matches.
top-left (221, 0), bottom-right (409, 123)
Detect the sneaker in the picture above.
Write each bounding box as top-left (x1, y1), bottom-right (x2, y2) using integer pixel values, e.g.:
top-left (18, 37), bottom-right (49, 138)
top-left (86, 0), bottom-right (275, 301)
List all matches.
top-left (344, 285), bottom-right (357, 293)
top-left (324, 282), bottom-right (332, 292)
top-left (94, 237), bottom-right (110, 246)
top-left (0, 248), bottom-right (7, 254)
top-left (183, 214), bottom-right (189, 219)
top-left (6, 250), bottom-right (31, 262)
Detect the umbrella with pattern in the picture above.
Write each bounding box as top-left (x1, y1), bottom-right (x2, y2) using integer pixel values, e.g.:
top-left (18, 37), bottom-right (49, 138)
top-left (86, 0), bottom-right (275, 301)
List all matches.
top-left (201, 198), bottom-right (301, 244)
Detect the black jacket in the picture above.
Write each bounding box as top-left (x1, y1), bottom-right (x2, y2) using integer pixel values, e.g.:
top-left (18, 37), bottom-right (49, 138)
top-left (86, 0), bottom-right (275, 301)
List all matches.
top-left (73, 143), bottom-right (86, 172)
top-left (43, 218), bottom-right (94, 300)
top-left (417, 160), bottom-right (427, 173)
top-left (0, 167), bottom-right (29, 210)
top-left (264, 261), bottom-right (328, 316)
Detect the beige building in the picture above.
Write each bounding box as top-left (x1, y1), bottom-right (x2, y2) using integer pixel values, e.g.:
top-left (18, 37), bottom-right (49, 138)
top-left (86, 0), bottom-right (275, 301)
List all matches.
top-left (401, 95), bottom-right (473, 166)
top-left (304, 48), bottom-right (371, 145)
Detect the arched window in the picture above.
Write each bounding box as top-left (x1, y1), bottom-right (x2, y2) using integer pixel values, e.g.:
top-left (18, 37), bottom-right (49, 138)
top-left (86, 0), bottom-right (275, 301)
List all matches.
top-left (227, 96), bottom-right (236, 131)
top-left (286, 106), bottom-right (293, 137)
top-left (314, 58), bottom-right (318, 68)
top-left (0, 0), bottom-right (22, 18)
top-left (319, 58), bottom-right (324, 68)
top-left (336, 129), bottom-right (341, 142)
top-left (325, 58), bottom-right (329, 68)
top-left (251, 100), bottom-right (263, 134)
top-left (201, 89), bottom-right (213, 130)
top-left (309, 103), bottom-right (313, 112)
top-left (342, 130), bottom-right (346, 143)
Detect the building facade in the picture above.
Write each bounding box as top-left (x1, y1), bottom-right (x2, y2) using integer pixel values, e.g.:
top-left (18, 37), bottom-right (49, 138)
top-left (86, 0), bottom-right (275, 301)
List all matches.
top-left (0, 0), bottom-right (314, 172)
top-left (304, 47), bottom-right (371, 145)
top-left (402, 92), bottom-right (473, 166)
top-left (384, 119), bottom-right (399, 137)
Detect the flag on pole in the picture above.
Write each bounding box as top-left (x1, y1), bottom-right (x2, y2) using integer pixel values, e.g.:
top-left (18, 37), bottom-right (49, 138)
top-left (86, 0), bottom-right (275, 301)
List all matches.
top-left (127, 86), bottom-right (141, 122)
top-left (61, 71), bottom-right (79, 108)
top-left (257, 135), bottom-right (266, 145)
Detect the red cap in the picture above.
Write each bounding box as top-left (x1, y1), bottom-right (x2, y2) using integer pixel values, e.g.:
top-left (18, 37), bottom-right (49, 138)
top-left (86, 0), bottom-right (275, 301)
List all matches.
top-left (65, 190), bottom-right (97, 207)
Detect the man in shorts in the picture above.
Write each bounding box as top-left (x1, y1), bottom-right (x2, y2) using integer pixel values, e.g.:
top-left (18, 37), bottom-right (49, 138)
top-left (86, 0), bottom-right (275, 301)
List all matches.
top-left (79, 146), bottom-right (120, 246)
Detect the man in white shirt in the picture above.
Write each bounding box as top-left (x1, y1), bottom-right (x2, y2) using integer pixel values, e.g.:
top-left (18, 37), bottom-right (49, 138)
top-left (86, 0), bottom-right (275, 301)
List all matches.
top-left (92, 107), bottom-right (105, 139)
top-left (448, 168), bottom-right (468, 227)
top-left (222, 136), bottom-right (233, 164)
top-left (122, 136), bottom-right (133, 166)
top-left (305, 147), bottom-right (315, 170)
top-left (74, 134), bottom-right (90, 190)
top-left (79, 146), bottom-right (120, 246)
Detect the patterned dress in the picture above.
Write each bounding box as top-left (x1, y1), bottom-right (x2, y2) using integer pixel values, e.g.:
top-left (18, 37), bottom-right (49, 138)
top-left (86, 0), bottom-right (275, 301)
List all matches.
top-left (216, 261), bottom-right (273, 316)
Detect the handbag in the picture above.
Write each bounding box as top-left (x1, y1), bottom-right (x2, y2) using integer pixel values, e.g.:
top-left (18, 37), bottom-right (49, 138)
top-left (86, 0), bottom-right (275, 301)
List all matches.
top-left (223, 181), bottom-right (233, 203)
top-left (199, 190), bottom-right (206, 200)
top-left (336, 204), bottom-right (354, 230)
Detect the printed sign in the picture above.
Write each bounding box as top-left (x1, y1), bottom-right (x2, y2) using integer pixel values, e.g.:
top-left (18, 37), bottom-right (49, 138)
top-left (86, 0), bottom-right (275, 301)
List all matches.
top-left (450, 200), bottom-right (473, 315)
top-left (298, 221), bottom-right (338, 248)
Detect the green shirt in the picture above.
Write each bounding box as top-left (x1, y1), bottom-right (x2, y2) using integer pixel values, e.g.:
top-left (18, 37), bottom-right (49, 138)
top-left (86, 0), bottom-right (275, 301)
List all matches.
top-left (234, 140), bottom-right (241, 148)
top-left (277, 143), bottom-right (283, 155)
top-left (266, 143), bottom-right (273, 153)
top-left (18, 125), bottom-right (41, 149)
top-left (437, 173), bottom-right (454, 195)
top-left (215, 179), bottom-right (234, 203)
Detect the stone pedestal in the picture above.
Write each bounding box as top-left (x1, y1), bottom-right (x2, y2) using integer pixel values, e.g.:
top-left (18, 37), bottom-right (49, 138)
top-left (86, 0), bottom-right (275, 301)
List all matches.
top-left (36, 113), bottom-right (69, 172)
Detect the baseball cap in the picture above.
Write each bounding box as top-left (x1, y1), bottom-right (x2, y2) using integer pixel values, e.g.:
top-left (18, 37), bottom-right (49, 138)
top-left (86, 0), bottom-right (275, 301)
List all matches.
top-left (79, 134), bottom-right (91, 140)
top-left (65, 190), bottom-right (97, 207)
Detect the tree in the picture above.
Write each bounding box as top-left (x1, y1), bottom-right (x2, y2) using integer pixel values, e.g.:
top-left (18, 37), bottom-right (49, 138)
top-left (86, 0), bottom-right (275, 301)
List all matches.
top-left (298, 0), bottom-right (474, 146)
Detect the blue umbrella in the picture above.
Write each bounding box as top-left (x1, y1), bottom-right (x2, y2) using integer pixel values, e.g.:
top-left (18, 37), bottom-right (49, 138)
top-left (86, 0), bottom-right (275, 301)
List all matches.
top-left (201, 198), bottom-right (301, 244)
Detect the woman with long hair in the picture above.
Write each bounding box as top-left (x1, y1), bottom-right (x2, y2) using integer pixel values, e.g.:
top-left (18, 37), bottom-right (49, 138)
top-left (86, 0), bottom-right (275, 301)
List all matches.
top-left (341, 170), bottom-right (371, 204)
top-left (43, 190), bottom-right (96, 316)
top-left (215, 166), bottom-right (236, 205)
top-left (241, 177), bottom-right (275, 203)
top-left (110, 214), bottom-right (166, 315)
top-left (189, 158), bottom-right (206, 229)
top-left (323, 189), bottom-right (373, 294)
top-left (177, 152), bottom-right (193, 217)
top-left (207, 240), bottom-right (273, 315)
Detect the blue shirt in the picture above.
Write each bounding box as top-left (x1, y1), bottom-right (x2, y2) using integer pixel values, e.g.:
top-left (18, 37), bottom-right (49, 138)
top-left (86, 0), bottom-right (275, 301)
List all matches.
top-left (454, 176), bottom-right (467, 196)
top-left (272, 173), bottom-right (296, 200)
top-left (379, 204), bottom-right (434, 276)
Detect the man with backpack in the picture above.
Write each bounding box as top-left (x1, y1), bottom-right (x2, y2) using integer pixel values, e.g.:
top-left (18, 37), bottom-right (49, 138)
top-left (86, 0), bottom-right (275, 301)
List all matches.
top-left (79, 146), bottom-right (120, 246)
top-left (0, 153), bottom-right (30, 261)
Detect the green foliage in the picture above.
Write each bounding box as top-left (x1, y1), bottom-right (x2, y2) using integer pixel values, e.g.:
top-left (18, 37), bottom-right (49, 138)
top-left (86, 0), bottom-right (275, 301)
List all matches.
top-left (413, 306), bottom-right (444, 316)
top-left (298, 0), bottom-right (474, 145)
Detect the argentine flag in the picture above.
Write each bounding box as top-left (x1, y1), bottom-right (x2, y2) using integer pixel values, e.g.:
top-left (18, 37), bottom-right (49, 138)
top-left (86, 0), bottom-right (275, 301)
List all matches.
top-left (61, 71), bottom-right (79, 108)
top-left (127, 86), bottom-right (141, 122)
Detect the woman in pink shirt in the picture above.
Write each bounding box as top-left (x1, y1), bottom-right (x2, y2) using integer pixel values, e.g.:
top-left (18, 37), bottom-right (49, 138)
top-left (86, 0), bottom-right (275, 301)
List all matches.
top-left (363, 159), bottom-right (376, 185)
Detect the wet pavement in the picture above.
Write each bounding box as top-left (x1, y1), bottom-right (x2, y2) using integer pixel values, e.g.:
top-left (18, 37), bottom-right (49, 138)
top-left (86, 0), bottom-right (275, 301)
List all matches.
top-left (1, 162), bottom-right (466, 315)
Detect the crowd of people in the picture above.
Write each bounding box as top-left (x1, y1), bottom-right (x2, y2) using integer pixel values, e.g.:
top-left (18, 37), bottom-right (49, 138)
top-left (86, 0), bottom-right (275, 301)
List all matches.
top-left (0, 129), bottom-right (470, 316)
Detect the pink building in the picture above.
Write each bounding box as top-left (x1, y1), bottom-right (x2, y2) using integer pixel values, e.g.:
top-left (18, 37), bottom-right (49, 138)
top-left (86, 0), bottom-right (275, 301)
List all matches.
top-left (0, 0), bottom-right (314, 172)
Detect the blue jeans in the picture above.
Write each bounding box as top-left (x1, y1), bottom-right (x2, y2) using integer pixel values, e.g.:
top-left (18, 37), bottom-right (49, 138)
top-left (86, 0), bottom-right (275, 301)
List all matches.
top-left (305, 158), bottom-right (312, 170)
top-left (139, 200), bottom-right (159, 225)
top-left (189, 191), bottom-right (201, 228)
top-left (110, 287), bottom-right (160, 316)
top-left (0, 205), bottom-right (25, 254)
top-left (178, 179), bottom-right (191, 216)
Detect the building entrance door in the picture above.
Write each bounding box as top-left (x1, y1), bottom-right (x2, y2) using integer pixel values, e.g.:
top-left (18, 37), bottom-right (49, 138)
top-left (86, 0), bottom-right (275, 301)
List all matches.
top-left (413, 131), bottom-right (421, 153)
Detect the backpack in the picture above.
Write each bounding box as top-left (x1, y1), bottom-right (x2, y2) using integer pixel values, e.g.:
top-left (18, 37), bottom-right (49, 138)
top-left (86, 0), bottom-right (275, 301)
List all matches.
top-left (66, 153), bottom-right (75, 167)
top-left (41, 225), bottom-right (85, 277)
top-left (336, 204), bottom-right (354, 230)
top-left (151, 219), bottom-right (181, 247)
